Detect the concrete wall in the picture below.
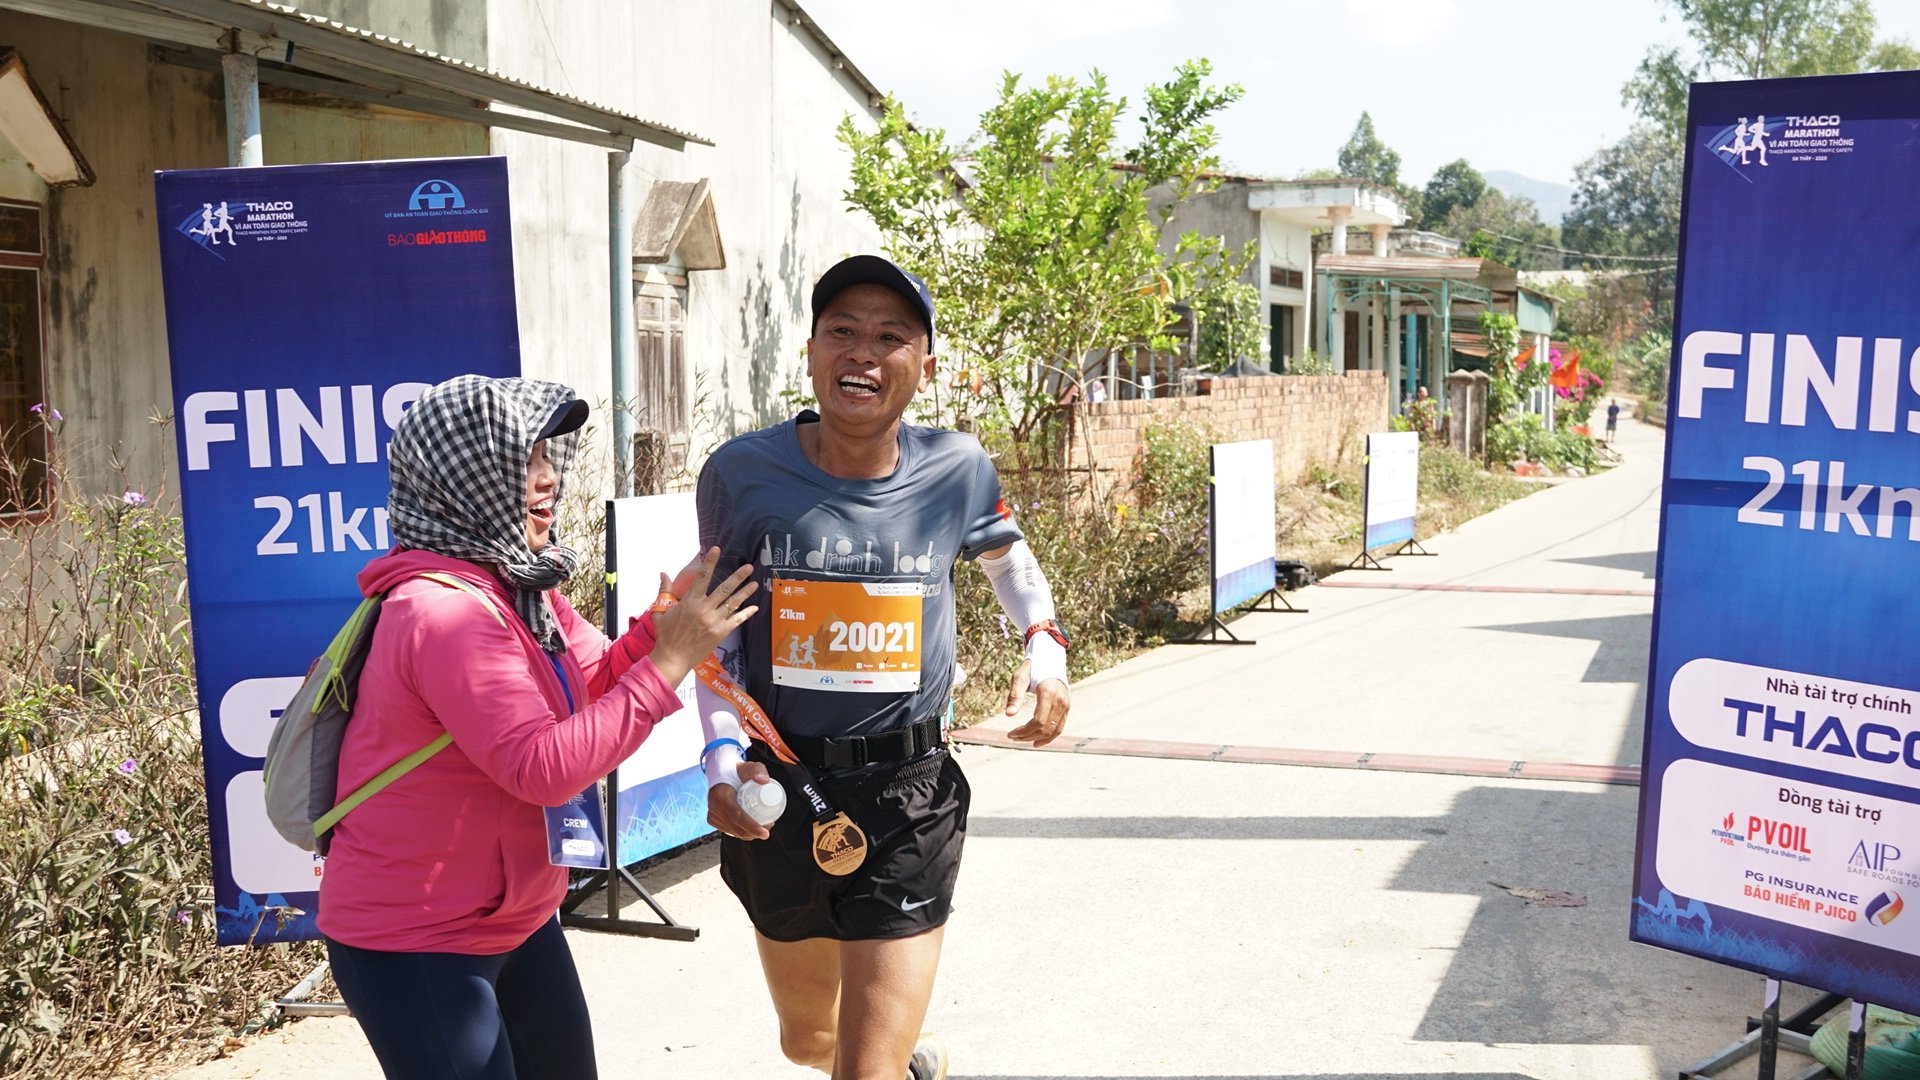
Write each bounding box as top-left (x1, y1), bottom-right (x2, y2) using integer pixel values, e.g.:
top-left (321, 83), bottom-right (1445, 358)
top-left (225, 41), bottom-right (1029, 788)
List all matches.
top-left (1066, 371), bottom-right (1389, 496)
top-left (484, 0), bottom-right (884, 457)
top-left (3, 0), bottom-right (885, 505)
top-left (8, 13), bottom-right (227, 498)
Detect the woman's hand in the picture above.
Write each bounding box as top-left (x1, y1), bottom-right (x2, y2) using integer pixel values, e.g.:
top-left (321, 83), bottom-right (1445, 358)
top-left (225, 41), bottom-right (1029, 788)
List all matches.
top-left (649, 549), bottom-right (757, 686)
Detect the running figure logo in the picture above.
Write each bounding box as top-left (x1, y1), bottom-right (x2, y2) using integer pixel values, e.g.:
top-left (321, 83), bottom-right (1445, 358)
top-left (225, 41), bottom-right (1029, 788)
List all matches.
top-left (1709, 115), bottom-right (1777, 177)
top-left (190, 202), bottom-right (237, 245)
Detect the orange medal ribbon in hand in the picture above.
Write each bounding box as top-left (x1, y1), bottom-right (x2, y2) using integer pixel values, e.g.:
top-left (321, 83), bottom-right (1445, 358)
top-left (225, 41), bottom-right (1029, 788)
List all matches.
top-left (653, 588), bottom-right (866, 874)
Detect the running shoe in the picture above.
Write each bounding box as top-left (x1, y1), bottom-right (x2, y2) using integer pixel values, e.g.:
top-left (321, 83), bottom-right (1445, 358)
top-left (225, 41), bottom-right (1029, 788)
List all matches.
top-left (906, 1032), bottom-right (949, 1080)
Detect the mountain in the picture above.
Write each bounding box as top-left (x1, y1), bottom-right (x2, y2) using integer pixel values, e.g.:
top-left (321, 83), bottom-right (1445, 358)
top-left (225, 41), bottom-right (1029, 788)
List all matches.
top-left (1484, 170), bottom-right (1574, 225)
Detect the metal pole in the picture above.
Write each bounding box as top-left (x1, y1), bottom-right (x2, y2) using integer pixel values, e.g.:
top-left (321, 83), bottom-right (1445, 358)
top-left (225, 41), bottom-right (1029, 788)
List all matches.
top-left (1757, 978), bottom-right (1781, 1080)
top-left (608, 149), bottom-right (636, 497)
top-left (1844, 1000), bottom-right (1867, 1080)
top-left (220, 47), bottom-right (262, 168)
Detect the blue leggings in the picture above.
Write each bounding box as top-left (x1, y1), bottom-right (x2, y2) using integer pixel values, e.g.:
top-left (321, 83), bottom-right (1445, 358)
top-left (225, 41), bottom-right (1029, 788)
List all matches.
top-left (326, 917), bottom-right (596, 1080)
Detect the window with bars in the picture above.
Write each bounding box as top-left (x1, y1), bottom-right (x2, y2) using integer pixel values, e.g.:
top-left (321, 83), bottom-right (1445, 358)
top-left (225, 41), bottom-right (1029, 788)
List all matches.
top-left (0, 200), bottom-right (47, 519)
top-left (633, 283), bottom-right (690, 476)
top-left (1268, 265), bottom-right (1303, 290)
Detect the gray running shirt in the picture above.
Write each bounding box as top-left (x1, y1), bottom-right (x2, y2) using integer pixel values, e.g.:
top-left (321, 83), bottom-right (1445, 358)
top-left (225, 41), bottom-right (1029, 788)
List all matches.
top-left (696, 412), bottom-right (1022, 741)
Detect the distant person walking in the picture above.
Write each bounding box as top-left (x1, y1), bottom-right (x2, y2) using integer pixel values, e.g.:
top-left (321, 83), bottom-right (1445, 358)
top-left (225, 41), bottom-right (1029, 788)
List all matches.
top-left (1606, 398), bottom-right (1621, 444)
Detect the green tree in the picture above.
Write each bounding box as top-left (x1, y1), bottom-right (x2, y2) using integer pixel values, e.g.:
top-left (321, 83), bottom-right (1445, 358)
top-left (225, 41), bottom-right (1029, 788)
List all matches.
top-left (1562, 126), bottom-right (1684, 261)
top-left (837, 60), bottom-right (1251, 450)
top-left (1419, 158), bottom-right (1487, 232)
top-left (1336, 111), bottom-right (1421, 233)
top-left (1626, 0), bottom-right (1920, 140)
top-left (1337, 111), bottom-right (1401, 188)
top-left (1444, 189), bottom-right (1558, 269)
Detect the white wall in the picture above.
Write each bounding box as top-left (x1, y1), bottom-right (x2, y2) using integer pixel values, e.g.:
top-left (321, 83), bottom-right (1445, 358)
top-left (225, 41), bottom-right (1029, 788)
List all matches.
top-left (4, 0), bottom-right (887, 505)
top-left (1258, 211), bottom-right (1312, 361)
top-left (483, 0), bottom-right (885, 455)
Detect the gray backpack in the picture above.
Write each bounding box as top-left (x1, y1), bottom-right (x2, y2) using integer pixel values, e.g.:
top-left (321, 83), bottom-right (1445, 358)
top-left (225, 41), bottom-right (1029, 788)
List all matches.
top-left (262, 571), bottom-right (504, 855)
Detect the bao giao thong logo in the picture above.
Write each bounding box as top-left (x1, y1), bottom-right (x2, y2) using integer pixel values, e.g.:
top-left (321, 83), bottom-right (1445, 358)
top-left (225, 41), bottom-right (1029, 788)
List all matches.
top-left (386, 177), bottom-right (490, 247)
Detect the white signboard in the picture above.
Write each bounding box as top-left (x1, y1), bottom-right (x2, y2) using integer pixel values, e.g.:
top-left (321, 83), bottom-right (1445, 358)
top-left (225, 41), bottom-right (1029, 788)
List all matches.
top-left (1362, 431), bottom-right (1419, 549)
top-left (605, 494), bottom-right (712, 862)
top-left (1211, 439), bottom-right (1277, 613)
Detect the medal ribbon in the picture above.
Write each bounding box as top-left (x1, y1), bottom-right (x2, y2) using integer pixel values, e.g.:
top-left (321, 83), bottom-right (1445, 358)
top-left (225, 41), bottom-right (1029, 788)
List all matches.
top-left (652, 588), bottom-right (868, 873)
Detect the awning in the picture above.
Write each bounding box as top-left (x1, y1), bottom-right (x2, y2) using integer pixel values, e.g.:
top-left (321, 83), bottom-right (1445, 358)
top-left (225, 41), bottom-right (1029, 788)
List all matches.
top-left (632, 179), bottom-right (724, 270)
top-left (0, 0), bottom-right (709, 151)
top-left (0, 49), bottom-right (92, 186)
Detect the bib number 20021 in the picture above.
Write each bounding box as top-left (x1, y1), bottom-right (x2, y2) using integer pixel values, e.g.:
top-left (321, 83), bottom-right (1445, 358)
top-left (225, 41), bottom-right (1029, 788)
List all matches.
top-left (828, 620), bottom-right (915, 654)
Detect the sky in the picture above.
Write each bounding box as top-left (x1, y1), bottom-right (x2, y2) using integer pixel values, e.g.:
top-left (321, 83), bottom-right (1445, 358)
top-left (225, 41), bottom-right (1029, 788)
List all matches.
top-left (799, 0), bottom-right (1920, 191)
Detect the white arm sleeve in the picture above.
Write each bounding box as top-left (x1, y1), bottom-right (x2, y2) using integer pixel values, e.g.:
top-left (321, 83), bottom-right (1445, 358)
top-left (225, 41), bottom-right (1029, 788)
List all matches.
top-left (695, 627), bottom-right (746, 788)
top-left (977, 540), bottom-right (1068, 687)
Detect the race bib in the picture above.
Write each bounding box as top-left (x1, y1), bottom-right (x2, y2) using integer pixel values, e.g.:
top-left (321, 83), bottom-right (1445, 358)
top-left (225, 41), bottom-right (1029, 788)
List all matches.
top-left (770, 577), bottom-right (924, 692)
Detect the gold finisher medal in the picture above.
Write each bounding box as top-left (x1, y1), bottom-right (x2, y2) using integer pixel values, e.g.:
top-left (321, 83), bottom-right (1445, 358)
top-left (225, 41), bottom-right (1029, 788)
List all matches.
top-left (811, 812), bottom-right (868, 876)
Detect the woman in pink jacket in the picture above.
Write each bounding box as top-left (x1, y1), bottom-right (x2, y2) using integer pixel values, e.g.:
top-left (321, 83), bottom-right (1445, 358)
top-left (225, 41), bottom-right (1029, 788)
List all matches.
top-left (317, 375), bottom-right (755, 1080)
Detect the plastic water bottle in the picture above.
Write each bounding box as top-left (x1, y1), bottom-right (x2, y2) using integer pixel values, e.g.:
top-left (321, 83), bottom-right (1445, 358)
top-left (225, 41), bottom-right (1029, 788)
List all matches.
top-left (736, 778), bottom-right (787, 826)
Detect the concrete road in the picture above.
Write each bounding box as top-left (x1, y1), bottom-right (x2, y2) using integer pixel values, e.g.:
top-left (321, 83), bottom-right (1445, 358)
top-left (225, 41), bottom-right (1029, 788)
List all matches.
top-left (175, 413), bottom-right (1803, 1080)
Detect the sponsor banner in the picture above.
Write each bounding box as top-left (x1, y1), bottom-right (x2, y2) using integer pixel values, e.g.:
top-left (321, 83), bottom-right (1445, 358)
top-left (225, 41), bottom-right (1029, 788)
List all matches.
top-left (605, 495), bottom-right (712, 862)
top-left (1632, 72), bottom-right (1920, 1012)
top-left (1211, 440), bottom-right (1277, 613)
top-left (156, 158), bottom-right (519, 945)
top-left (1362, 431), bottom-right (1418, 550)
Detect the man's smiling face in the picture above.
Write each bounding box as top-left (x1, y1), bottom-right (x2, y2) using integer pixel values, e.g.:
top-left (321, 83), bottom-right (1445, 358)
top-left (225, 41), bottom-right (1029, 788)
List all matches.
top-left (806, 283), bottom-right (935, 435)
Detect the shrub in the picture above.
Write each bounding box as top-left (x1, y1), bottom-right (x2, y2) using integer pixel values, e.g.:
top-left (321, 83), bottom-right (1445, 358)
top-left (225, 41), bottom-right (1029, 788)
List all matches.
top-left (950, 421), bottom-right (1211, 720)
top-left (1, 422), bottom-right (322, 1078)
top-left (1486, 413), bottom-right (1599, 472)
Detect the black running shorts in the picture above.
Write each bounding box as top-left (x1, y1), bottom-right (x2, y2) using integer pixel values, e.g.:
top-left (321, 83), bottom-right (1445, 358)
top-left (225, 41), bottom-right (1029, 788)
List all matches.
top-left (720, 745), bottom-right (970, 942)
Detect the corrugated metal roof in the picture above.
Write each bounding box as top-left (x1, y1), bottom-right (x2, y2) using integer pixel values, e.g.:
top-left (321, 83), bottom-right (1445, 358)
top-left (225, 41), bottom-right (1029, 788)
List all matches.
top-left (216, 0), bottom-right (714, 145)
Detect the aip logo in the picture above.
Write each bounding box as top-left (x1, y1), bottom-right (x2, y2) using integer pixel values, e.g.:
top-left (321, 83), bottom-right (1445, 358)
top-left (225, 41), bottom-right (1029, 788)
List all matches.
top-left (1850, 840), bottom-right (1903, 872)
top-left (1863, 891), bottom-right (1904, 927)
top-left (408, 180), bottom-right (465, 211)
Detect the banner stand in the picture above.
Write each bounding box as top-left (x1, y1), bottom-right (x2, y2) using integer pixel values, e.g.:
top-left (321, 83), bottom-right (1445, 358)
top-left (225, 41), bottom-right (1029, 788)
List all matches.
top-left (558, 763), bottom-right (699, 941)
top-left (1392, 538), bottom-right (1436, 558)
top-left (1346, 548), bottom-right (1389, 571)
top-left (557, 559), bottom-right (702, 941)
top-left (1172, 586), bottom-right (1301, 646)
top-left (1671, 980), bottom-right (1847, 1080)
top-left (273, 960), bottom-right (348, 1019)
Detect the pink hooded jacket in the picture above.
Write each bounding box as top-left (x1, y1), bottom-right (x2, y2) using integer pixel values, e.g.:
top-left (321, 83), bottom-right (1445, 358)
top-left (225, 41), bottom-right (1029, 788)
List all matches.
top-left (316, 547), bottom-right (680, 953)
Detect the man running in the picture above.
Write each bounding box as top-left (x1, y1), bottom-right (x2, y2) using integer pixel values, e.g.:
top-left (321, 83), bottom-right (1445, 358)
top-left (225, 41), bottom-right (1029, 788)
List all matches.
top-left (690, 255), bottom-right (1071, 1080)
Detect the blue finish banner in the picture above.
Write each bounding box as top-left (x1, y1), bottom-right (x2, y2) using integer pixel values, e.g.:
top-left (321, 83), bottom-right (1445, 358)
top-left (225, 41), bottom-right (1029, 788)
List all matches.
top-left (1632, 73), bottom-right (1920, 1012)
top-left (156, 158), bottom-right (519, 945)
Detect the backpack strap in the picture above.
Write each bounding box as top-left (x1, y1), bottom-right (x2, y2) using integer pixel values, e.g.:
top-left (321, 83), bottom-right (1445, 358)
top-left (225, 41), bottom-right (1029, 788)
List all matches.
top-left (312, 572), bottom-right (509, 841)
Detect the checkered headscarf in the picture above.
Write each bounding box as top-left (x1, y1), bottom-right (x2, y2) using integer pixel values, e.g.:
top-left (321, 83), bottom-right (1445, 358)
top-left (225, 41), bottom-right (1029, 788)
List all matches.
top-left (387, 375), bottom-right (584, 653)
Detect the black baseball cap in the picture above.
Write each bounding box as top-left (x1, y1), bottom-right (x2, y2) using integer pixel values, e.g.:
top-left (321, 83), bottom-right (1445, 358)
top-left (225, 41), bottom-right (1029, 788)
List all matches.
top-left (810, 255), bottom-right (936, 351)
top-left (538, 397), bottom-right (589, 441)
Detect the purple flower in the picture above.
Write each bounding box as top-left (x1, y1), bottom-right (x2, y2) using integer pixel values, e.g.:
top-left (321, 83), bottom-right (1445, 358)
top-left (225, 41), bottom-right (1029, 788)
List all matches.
top-left (122, 491), bottom-right (147, 506)
top-left (29, 402), bottom-right (62, 422)
top-left (117, 758), bottom-right (137, 776)
top-left (174, 910), bottom-right (192, 924)
top-left (1029, 501), bottom-right (1042, 511)
top-left (112, 829), bottom-right (133, 846)
top-left (996, 614), bottom-right (1010, 639)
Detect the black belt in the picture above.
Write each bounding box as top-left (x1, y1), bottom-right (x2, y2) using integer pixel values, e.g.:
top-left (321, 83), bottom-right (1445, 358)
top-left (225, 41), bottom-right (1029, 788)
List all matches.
top-left (782, 715), bottom-right (943, 770)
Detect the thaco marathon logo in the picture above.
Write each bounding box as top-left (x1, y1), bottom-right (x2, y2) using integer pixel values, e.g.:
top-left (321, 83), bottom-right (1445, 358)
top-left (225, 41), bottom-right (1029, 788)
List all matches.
top-left (175, 198), bottom-right (310, 258)
top-left (385, 177), bottom-right (491, 247)
top-left (1706, 112), bottom-right (1855, 179)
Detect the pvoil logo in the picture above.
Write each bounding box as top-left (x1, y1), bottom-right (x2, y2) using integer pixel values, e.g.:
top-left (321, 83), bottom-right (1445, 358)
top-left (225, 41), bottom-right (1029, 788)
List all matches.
top-left (1864, 891), bottom-right (1904, 927)
top-left (408, 180), bottom-right (465, 211)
